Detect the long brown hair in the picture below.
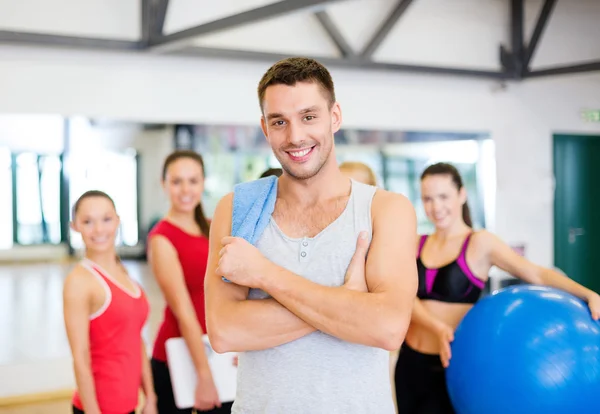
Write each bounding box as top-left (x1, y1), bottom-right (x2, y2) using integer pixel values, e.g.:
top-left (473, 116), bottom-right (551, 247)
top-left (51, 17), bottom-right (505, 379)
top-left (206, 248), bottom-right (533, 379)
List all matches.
top-left (420, 162), bottom-right (473, 227)
top-left (162, 150), bottom-right (210, 237)
top-left (259, 167), bottom-right (283, 178)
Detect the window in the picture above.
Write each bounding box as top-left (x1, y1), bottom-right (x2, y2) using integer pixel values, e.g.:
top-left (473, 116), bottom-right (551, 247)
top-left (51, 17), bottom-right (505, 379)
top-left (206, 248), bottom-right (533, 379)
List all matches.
top-left (384, 156), bottom-right (432, 232)
top-left (40, 156), bottom-right (62, 243)
top-left (0, 148), bottom-right (12, 248)
top-left (69, 149), bottom-right (139, 249)
top-left (336, 147), bottom-right (384, 187)
top-left (202, 150), bottom-right (278, 216)
top-left (384, 156), bottom-right (416, 198)
top-left (15, 153), bottom-right (61, 245)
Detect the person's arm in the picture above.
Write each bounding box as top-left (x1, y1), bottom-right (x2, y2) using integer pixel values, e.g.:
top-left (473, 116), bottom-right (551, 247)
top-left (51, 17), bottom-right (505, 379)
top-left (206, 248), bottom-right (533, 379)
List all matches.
top-left (148, 233), bottom-right (222, 410)
top-left (140, 342), bottom-right (157, 412)
top-left (484, 230), bottom-right (599, 307)
top-left (205, 193), bottom-right (317, 353)
top-left (256, 191), bottom-right (418, 351)
top-left (407, 233), bottom-right (456, 367)
top-left (148, 235), bottom-right (212, 375)
top-left (410, 298), bottom-right (449, 333)
top-left (63, 268), bottom-right (102, 414)
top-left (410, 298), bottom-right (455, 366)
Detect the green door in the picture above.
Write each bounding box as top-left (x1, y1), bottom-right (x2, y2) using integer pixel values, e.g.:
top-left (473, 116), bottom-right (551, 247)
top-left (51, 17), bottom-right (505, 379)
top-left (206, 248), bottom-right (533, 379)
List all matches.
top-left (554, 134), bottom-right (600, 294)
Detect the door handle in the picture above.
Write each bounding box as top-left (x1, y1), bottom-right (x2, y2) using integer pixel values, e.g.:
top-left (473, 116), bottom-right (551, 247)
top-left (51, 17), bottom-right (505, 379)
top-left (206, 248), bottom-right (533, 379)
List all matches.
top-left (568, 227), bottom-right (585, 244)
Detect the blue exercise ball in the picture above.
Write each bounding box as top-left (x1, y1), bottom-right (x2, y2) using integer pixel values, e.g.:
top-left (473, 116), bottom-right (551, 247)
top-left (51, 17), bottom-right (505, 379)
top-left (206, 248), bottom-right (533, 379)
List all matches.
top-left (446, 285), bottom-right (600, 414)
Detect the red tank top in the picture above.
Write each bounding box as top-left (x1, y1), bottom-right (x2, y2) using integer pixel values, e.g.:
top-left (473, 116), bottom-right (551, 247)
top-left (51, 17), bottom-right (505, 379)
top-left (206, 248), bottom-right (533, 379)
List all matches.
top-left (148, 219), bottom-right (210, 361)
top-left (72, 259), bottom-right (149, 414)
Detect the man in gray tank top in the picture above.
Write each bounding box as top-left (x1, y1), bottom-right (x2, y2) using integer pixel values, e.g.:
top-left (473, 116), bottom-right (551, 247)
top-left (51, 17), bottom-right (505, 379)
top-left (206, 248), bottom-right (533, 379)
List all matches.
top-left (205, 57), bottom-right (418, 414)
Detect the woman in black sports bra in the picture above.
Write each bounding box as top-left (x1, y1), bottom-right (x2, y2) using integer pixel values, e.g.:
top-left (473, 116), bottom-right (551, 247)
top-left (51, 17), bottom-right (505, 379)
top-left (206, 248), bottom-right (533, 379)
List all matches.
top-left (394, 162), bottom-right (600, 414)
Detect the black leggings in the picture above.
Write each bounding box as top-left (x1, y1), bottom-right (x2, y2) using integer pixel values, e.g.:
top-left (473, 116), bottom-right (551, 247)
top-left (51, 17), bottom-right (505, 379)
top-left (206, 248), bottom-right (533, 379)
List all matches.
top-left (151, 358), bottom-right (234, 414)
top-left (73, 407), bottom-right (134, 414)
top-left (394, 343), bottom-right (455, 414)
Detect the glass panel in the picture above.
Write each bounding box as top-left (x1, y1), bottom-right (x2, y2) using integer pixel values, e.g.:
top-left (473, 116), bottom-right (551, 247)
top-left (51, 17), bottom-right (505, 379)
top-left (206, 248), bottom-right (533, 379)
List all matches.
top-left (336, 147), bottom-right (384, 186)
top-left (111, 152), bottom-right (138, 247)
top-left (40, 156), bottom-right (62, 244)
top-left (202, 152), bottom-right (237, 217)
top-left (0, 148), bottom-right (12, 248)
top-left (15, 153), bottom-right (42, 244)
top-left (202, 150), bottom-right (276, 216)
top-left (383, 142), bottom-right (487, 234)
top-left (384, 156), bottom-right (413, 198)
top-left (15, 153), bottom-right (62, 245)
top-left (69, 150), bottom-right (139, 249)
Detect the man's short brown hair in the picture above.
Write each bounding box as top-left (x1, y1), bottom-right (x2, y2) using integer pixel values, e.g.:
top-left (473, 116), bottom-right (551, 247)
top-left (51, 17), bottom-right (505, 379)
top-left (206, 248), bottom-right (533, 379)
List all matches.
top-left (257, 57), bottom-right (336, 111)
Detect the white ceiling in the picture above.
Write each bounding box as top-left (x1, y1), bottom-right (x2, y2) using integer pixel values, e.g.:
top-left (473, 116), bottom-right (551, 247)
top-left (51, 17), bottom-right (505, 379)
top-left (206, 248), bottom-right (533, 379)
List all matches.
top-left (0, 0), bottom-right (598, 73)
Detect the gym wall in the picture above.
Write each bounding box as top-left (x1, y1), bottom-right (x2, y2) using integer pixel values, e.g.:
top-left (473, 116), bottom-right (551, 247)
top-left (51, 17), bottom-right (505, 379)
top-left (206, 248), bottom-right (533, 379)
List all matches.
top-left (0, 44), bottom-right (599, 268)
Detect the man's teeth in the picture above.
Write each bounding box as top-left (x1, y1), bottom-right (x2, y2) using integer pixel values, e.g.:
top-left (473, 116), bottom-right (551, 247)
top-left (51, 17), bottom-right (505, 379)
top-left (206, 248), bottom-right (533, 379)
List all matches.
top-left (290, 148), bottom-right (311, 157)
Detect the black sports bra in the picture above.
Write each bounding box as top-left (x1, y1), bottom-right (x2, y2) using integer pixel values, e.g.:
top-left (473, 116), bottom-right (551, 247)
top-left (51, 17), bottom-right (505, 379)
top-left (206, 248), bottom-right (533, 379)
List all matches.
top-left (416, 233), bottom-right (485, 304)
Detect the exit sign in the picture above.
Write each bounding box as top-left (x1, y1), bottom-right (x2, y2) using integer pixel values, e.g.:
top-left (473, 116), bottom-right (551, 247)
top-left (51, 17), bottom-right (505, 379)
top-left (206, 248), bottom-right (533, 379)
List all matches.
top-left (581, 109), bottom-right (600, 122)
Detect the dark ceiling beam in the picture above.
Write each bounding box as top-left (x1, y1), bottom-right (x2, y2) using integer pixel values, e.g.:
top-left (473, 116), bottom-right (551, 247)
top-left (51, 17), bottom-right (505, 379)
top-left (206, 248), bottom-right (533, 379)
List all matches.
top-left (148, 0), bottom-right (347, 51)
top-left (523, 0), bottom-right (557, 70)
top-left (142, 0), bottom-right (170, 46)
top-left (360, 0), bottom-right (415, 59)
top-left (0, 30), bottom-right (141, 50)
top-left (5, 0), bottom-right (597, 82)
top-left (510, 0), bottom-right (525, 79)
top-left (173, 46), bottom-right (508, 79)
top-left (314, 10), bottom-right (355, 58)
top-left (153, 0), bottom-right (170, 36)
top-left (141, 0), bottom-right (152, 45)
top-left (526, 61), bottom-right (600, 78)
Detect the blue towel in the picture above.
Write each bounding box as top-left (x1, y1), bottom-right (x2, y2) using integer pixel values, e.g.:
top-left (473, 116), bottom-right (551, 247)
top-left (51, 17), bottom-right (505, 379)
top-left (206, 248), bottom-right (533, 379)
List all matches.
top-left (222, 175), bottom-right (278, 282)
top-left (231, 175), bottom-right (278, 244)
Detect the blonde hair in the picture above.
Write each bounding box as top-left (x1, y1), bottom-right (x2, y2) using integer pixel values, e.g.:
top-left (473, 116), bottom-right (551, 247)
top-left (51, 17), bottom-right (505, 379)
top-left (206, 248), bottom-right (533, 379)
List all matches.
top-left (339, 161), bottom-right (377, 186)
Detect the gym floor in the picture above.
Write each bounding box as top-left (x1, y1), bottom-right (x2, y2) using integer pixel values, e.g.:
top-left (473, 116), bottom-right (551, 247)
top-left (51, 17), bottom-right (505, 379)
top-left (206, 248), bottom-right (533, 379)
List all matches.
top-left (0, 260), bottom-right (400, 413)
top-left (0, 260), bottom-right (166, 413)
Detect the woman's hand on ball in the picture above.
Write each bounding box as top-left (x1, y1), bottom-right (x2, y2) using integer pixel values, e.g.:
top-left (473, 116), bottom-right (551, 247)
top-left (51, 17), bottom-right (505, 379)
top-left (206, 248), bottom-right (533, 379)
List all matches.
top-left (586, 293), bottom-right (600, 320)
top-left (435, 322), bottom-right (455, 368)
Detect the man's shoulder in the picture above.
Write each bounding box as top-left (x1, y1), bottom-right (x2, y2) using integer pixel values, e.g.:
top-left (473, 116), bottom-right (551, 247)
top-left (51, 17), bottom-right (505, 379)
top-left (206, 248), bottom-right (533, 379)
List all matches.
top-left (372, 188), bottom-right (414, 213)
top-left (212, 192), bottom-right (234, 225)
top-left (370, 188), bottom-right (416, 228)
top-left (216, 192), bottom-right (234, 210)
top-left (368, 190), bottom-right (417, 245)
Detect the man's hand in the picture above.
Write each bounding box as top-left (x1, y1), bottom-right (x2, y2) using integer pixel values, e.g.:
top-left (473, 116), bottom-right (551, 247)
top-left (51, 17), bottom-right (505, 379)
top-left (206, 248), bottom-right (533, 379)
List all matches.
top-left (343, 231), bottom-right (370, 292)
top-left (217, 236), bottom-right (270, 288)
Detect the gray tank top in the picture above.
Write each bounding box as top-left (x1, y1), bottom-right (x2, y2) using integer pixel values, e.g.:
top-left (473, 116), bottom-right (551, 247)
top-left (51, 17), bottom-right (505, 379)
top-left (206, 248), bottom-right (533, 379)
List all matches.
top-left (232, 180), bottom-right (395, 414)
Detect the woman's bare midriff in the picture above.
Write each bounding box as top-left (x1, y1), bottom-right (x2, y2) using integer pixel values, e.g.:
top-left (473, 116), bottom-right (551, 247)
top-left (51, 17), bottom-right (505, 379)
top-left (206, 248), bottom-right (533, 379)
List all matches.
top-left (405, 300), bottom-right (474, 355)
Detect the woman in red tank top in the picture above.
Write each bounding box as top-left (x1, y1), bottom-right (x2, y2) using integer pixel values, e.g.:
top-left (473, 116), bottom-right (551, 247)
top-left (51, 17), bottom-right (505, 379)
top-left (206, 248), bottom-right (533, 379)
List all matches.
top-left (147, 150), bottom-right (233, 413)
top-left (63, 190), bottom-right (156, 414)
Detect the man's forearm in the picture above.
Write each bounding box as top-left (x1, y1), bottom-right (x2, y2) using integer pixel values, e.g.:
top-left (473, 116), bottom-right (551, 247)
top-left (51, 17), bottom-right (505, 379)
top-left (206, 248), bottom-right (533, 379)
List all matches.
top-left (211, 297), bottom-right (316, 353)
top-left (261, 265), bottom-right (410, 351)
